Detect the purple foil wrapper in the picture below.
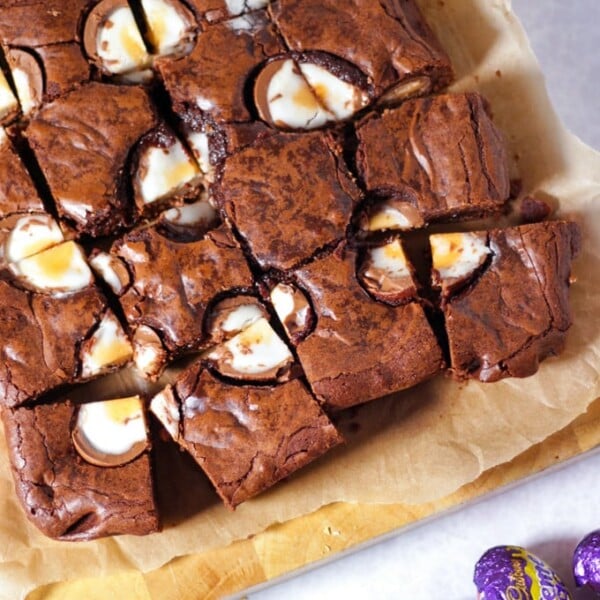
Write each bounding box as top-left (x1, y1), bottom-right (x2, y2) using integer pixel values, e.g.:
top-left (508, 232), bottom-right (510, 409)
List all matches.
top-left (474, 545), bottom-right (572, 600)
top-left (573, 530), bottom-right (600, 592)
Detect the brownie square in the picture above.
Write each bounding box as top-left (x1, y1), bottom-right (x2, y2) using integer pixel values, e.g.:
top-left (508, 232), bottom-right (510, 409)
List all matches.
top-left (357, 92), bottom-right (511, 226)
top-left (0, 241), bottom-right (132, 407)
top-left (150, 362), bottom-right (343, 508)
top-left (355, 92), bottom-right (511, 227)
top-left (282, 243), bottom-right (445, 410)
top-left (0, 0), bottom-right (93, 107)
top-left (157, 11), bottom-right (284, 126)
top-left (26, 83), bottom-right (158, 237)
top-left (270, 0), bottom-right (453, 102)
top-left (1, 399), bottom-right (159, 540)
top-left (217, 131), bottom-right (361, 271)
top-left (113, 225), bottom-right (254, 378)
top-left (431, 221), bottom-right (581, 382)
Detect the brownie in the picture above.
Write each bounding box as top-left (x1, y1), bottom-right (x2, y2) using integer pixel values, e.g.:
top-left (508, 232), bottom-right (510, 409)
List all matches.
top-left (112, 225), bottom-right (253, 378)
top-left (217, 131), bottom-right (361, 271)
top-left (0, 241), bottom-right (132, 407)
top-left (157, 10), bottom-right (284, 132)
top-left (26, 83), bottom-right (158, 237)
top-left (269, 0), bottom-right (453, 103)
top-left (2, 397), bottom-right (159, 540)
top-left (0, 0), bottom-right (93, 107)
top-left (431, 221), bottom-right (581, 382)
top-left (150, 362), bottom-right (342, 508)
top-left (355, 93), bottom-right (511, 228)
top-left (0, 129), bottom-right (45, 217)
top-left (277, 243), bottom-right (444, 410)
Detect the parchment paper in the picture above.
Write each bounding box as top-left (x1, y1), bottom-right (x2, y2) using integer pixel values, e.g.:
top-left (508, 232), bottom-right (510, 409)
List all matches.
top-left (1, 1), bottom-right (599, 598)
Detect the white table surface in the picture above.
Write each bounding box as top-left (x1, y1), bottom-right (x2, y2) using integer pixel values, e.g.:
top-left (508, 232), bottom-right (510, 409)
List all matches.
top-left (248, 3), bottom-right (600, 598)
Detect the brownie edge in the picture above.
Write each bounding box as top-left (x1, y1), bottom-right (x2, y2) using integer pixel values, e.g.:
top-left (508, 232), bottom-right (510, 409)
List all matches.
top-left (1, 402), bottom-right (159, 541)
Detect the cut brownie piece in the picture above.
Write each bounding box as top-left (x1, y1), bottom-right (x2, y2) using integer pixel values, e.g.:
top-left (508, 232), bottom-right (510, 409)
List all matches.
top-left (217, 131), bottom-right (361, 271)
top-left (2, 396), bottom-right (159, 540)
top-left (0, 241), bottom-right (132, 407)
top-left (0, 0), bottom-right (93, 109)
top-left (356, 93), bottom-right (511, 227)
top-left (271, 243), bottom-right (444, 410)
top-left (112, 225), bottom-right (253, 379)
top-left (156, 10), bottom-right (284, 150)
top-left (269, 0), bottom-right (453, 104)
top-left (430, 221), bottom-right (582, 382)
top-left (150, 362), bottom-right (342, 508)
top-left (26, 82), bottom-right (158, 237)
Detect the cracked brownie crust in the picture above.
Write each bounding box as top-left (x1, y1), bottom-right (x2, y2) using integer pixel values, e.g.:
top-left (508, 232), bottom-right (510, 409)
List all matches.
top-left (290, 243), bottom-right (445, 410)
top-left (436, 221), bottom-right (582, 382)
top-left (151, 363), bottom-right (342, 508)
top-left (356, 92), bottom-right (511, 223)
top-left (1, 401), bottom-right (159, 540)
top-left (217, 131), bottom-right (361, 271)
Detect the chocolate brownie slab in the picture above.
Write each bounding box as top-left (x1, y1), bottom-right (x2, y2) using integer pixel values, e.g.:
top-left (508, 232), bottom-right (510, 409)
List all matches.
top-left (26, 82), bottom-right (158, 237)
top-left (112, 225), bottom-right (253, 379)
top-left (2, 396), bottom-right (159, 540)
top-left (431, 221), bottom-right (581, 382)
top-left (270, 243), bottom-right (444, 410)
top-left (356, 93), bottom-right (511, 230)
top-left (0, 241), bottom-right (132, 407)
top-left (269, 0), bottom-right (453, 104)
top-left (217, 131), bottom-right (361, 271)
top-left (151, 363), bottom-right (342, 508)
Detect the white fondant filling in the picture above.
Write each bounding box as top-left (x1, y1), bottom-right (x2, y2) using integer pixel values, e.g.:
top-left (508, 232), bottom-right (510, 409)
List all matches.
top-left (139, 139), bottom-right (200, 205)
top-left (431, 233), bottom-right (491, 280)
top-left (133, 326), bottom-right (166, 376)
top-left (270, 283), bottom-right (295, 323)
top-left (225, 0), bottom-right (269, 16)
top-left (186, 131), bottom-right (213, 179)
top-left (81, 312), bottom-right (133, 378)
top-left (0, 72), bottom-right (17, 120)
top-left (76, 398), bottom-right (147, 456)
top-left (59, 198), bottom-right (94, 224)
top-left (142, 0), bottom-right (194, 57)
top-left (369, 240), bottom-right (410, 279)
top-left (89, 252), bottom-right (129, 295)
top-left (368, 204), bottom-right (413, 231)
top-left (11, 241), bottom-right (93, 293)
top-left (299, 63), bottom-right (369, 120)
top-left (266, 59), bottom-right (330, 130)
top-left (150, 390), bottom-right (180, 438)
top-left (163, 199), bottom-right (217, 227)
top-left (220, 303), bottom-right (264, 334)
top-left (5, 215), bottom-right (64, 263)
top-left (97, 7), bottom-right (151, 74)
top-left (209, 318), bottom-right (292, 375)
top-left (12, 68), bottom-right (37, 115)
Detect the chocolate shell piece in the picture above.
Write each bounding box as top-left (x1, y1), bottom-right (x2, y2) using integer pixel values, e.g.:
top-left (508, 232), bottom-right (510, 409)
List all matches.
top-left (474, 546), bottom-right (572, 600)
top-left (573, 530), bottom-right (600, 593)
